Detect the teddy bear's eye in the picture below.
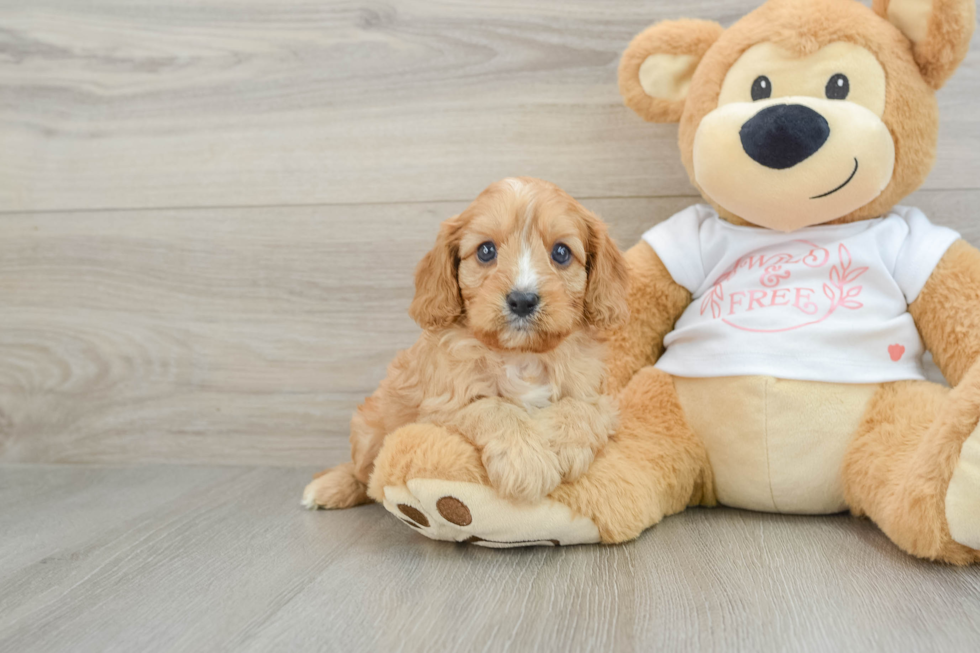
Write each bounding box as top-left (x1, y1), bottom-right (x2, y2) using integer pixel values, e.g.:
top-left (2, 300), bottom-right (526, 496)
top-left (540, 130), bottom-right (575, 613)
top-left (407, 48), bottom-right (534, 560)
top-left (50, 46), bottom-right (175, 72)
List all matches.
top-left (825, 73), bottom-right (849, 100)
top-left (751, 76), bottom-right (772, 101)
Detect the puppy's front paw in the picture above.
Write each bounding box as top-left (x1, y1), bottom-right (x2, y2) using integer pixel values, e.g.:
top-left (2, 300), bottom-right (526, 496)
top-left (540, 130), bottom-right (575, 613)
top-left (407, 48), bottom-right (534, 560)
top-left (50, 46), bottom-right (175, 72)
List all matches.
top-left (535, 396), bottom-right (616, 483)
top-left (481, 439), bottom-right (562, 504)
top-left (302, 462), bottom-right (370, 510)
top-left (555, 445), bottom-right (596, 483)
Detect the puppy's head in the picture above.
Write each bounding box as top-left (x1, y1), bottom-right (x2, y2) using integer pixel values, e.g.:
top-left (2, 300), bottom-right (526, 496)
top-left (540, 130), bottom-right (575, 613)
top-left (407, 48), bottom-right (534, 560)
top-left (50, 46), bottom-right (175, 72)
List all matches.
top-left (409, 177), bottom-right (628, 352)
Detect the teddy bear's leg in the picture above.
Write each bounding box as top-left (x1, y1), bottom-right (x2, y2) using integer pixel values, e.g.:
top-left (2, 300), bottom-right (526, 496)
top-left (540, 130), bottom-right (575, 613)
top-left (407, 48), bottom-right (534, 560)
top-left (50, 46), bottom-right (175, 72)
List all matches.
top-left (550, 366), bottom-right (714, 543)
top-left (842, 364), bottom-right (980, 565)
top-left (369, 367), bottom-right (713, 546)
top-left (369, 423), bottom-right (603, 546)
top-left (367, 422), bottom-right (490, 503)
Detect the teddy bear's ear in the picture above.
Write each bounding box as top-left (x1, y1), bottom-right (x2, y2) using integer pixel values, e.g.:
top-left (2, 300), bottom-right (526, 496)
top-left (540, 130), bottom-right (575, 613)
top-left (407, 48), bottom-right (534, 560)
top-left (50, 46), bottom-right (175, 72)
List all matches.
top-left (873, 0), bottom-right (976, 89)
top-left (618, 19), bottom-right (725, 123)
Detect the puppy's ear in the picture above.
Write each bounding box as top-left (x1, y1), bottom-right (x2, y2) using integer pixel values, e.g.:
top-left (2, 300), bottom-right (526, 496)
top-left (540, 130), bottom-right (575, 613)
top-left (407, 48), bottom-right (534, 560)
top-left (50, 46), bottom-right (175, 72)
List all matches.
top-left (874, 0), bottom-right (975, 89)
top-left (583, 213), bottom-right (629, 330)
top-left (619, 19), bottom-right (724, 123)
top-left (409, 215), bottom-right (465, 330)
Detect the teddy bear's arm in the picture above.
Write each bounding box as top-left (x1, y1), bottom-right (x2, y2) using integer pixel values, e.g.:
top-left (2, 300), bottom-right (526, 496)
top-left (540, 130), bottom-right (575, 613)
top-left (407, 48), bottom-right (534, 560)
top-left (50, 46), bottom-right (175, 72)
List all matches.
top-left (603, 240), bottom-right (691, 394)
top-left (910, 240), bottom-right (980, 386)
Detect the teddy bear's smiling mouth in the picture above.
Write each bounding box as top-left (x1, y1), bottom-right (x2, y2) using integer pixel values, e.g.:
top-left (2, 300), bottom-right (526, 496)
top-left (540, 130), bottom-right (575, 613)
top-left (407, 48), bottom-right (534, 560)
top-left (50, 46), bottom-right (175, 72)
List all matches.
top-left (810, 157), bottom-right (859, 199)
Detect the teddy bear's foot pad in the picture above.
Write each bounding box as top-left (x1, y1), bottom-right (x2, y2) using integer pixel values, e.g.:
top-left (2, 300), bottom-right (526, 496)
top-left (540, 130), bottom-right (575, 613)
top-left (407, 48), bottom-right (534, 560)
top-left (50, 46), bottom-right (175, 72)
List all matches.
top-left (946, 424), bottom-right (980, 550)
top-left (382, 479), bottom-right (600, 548)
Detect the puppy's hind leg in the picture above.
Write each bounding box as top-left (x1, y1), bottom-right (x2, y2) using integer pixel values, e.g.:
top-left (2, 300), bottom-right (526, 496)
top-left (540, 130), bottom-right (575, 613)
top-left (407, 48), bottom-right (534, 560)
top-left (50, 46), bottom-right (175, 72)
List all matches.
top-left (303, 394), bottom-right (391, 510)
top-left (302, 462), bottom-right (371, 510)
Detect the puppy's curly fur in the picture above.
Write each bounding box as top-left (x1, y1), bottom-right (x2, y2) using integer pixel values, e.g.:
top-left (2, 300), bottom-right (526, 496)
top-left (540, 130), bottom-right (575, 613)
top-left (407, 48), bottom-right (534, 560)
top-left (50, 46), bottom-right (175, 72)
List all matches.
top-left (304, 177), bottom-right (629, 507)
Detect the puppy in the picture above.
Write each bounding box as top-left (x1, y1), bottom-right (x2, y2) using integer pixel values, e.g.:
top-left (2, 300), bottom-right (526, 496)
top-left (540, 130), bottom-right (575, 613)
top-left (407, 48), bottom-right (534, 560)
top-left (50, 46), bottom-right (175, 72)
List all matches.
top-left (303, 177), bottom-right (629, 509)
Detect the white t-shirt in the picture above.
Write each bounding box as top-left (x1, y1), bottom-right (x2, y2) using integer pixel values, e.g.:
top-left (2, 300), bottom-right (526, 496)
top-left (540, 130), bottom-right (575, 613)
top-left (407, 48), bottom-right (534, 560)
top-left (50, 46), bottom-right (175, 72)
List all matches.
top-left (642, 205), bottom-right (960, 383)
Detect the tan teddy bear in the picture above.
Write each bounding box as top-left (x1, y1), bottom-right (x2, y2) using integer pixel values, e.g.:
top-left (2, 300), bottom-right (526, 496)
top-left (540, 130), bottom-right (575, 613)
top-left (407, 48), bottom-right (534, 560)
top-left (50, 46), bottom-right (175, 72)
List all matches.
top-left (331, 0), bottom-right (980, 563)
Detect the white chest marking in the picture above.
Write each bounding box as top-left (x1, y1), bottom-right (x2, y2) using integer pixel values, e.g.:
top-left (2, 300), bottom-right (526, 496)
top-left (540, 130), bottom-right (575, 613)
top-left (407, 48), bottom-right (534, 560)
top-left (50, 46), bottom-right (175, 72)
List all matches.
top-left (500, 355), bottom-right (553, 410)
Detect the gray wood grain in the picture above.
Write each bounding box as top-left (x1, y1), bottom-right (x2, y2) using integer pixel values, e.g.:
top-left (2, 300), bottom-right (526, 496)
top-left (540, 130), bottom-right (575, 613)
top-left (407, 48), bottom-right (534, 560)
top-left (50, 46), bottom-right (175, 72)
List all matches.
top-left (0, 464), bottom-right (978, 653)
top-left (0, 0), bottom-right (977, 212)
top-left (1, 191), bottom-right (974, 466)
top-left (1, 2), bottom-right (978, 650)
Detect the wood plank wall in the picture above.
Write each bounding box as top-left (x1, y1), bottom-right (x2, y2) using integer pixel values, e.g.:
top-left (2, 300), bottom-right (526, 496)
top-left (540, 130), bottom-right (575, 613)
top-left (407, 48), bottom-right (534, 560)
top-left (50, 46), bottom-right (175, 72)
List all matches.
top-left (1, 1), bottom-right (977, 466)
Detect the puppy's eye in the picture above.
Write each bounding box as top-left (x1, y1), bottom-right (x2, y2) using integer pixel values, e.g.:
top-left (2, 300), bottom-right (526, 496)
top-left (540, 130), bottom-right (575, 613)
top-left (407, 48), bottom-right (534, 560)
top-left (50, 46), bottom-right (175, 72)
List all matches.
top-left (825, 73), bottom-right (849, 100)
top-left (751, 76), bottom-right (772, 101)
top-left (476, 241), bottom-right (496, 263)
top-left (551, 243), bottom-right (571, 266)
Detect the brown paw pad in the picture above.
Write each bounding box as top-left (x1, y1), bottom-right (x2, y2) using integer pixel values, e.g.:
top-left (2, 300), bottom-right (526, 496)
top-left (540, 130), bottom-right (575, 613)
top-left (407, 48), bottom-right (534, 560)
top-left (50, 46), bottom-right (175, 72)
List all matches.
top-left (397, 504), bottom-right (429, 527)
top-left (436, 496), bottom-right (472, 526)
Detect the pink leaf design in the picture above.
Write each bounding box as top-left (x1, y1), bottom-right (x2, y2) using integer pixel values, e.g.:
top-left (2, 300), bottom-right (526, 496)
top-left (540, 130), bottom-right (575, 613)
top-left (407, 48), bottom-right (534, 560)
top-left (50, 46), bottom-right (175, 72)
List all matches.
top-left (844, 266), bottom-right (868, 283)
top-left (841, 300), bottom-right (864, 310)
top-left (829, 266), bottom-right (841, 284)
top-left (701, 288), bottom-right (723, 319)
top-left (845, 286), bottom-right (862, 298)
top-left (839, 244), bottom-right (852, 270)
top-left (823, 283), bottom-right (835, 301)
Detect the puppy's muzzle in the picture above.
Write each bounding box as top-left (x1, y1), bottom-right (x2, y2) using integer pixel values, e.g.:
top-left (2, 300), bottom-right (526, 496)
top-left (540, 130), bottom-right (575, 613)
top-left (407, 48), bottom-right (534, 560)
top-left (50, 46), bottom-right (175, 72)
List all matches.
top-left (740, 104), bottom-right (830, 169)
top-left (506, 291), bottom-right (540, 318)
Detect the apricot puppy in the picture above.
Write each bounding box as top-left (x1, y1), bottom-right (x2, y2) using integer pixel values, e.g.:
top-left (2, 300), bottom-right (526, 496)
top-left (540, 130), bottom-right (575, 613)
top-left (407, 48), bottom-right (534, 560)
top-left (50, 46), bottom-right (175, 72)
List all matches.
top-left (304, 177), bottom-right (629, 507)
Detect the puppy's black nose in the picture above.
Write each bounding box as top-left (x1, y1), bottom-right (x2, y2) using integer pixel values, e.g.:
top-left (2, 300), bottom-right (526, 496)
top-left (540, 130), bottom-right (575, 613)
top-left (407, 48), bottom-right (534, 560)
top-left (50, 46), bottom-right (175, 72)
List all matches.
top-left (506, 291), bottom-right (539, 318)
top-left (740, 104), bottom-right (830, 169)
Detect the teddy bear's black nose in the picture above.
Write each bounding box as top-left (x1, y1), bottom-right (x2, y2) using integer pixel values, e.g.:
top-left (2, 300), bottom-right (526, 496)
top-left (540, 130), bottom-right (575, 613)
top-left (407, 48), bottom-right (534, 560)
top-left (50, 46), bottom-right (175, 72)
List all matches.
top-left (740, 104), bottom-right (830, 169)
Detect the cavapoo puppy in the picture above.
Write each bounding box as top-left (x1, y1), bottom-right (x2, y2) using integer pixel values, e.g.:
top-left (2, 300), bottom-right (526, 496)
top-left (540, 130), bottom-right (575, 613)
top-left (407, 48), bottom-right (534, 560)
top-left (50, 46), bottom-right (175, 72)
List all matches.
top-left (303, 177), bottom-right (629, 509)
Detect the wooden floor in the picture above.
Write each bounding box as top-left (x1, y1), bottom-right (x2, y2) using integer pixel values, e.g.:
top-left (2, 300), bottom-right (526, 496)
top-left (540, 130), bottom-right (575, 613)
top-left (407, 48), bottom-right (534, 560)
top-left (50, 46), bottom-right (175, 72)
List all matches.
top-left (2, 1), bottom-right (979, 651)
top-left (1, 465), bottom-right (979, 653)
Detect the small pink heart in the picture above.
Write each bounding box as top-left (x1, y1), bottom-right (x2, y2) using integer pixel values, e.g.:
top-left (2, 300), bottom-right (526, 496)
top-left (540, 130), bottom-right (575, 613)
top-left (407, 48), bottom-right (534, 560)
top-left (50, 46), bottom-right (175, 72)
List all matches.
top-left (888, 344), bottom-right (905, 362)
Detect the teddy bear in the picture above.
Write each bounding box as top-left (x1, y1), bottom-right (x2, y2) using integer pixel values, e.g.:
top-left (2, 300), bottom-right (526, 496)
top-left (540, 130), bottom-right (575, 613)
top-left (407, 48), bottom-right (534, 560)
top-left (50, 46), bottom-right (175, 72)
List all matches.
top-left (355, 0), bottom-right (980, 563)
